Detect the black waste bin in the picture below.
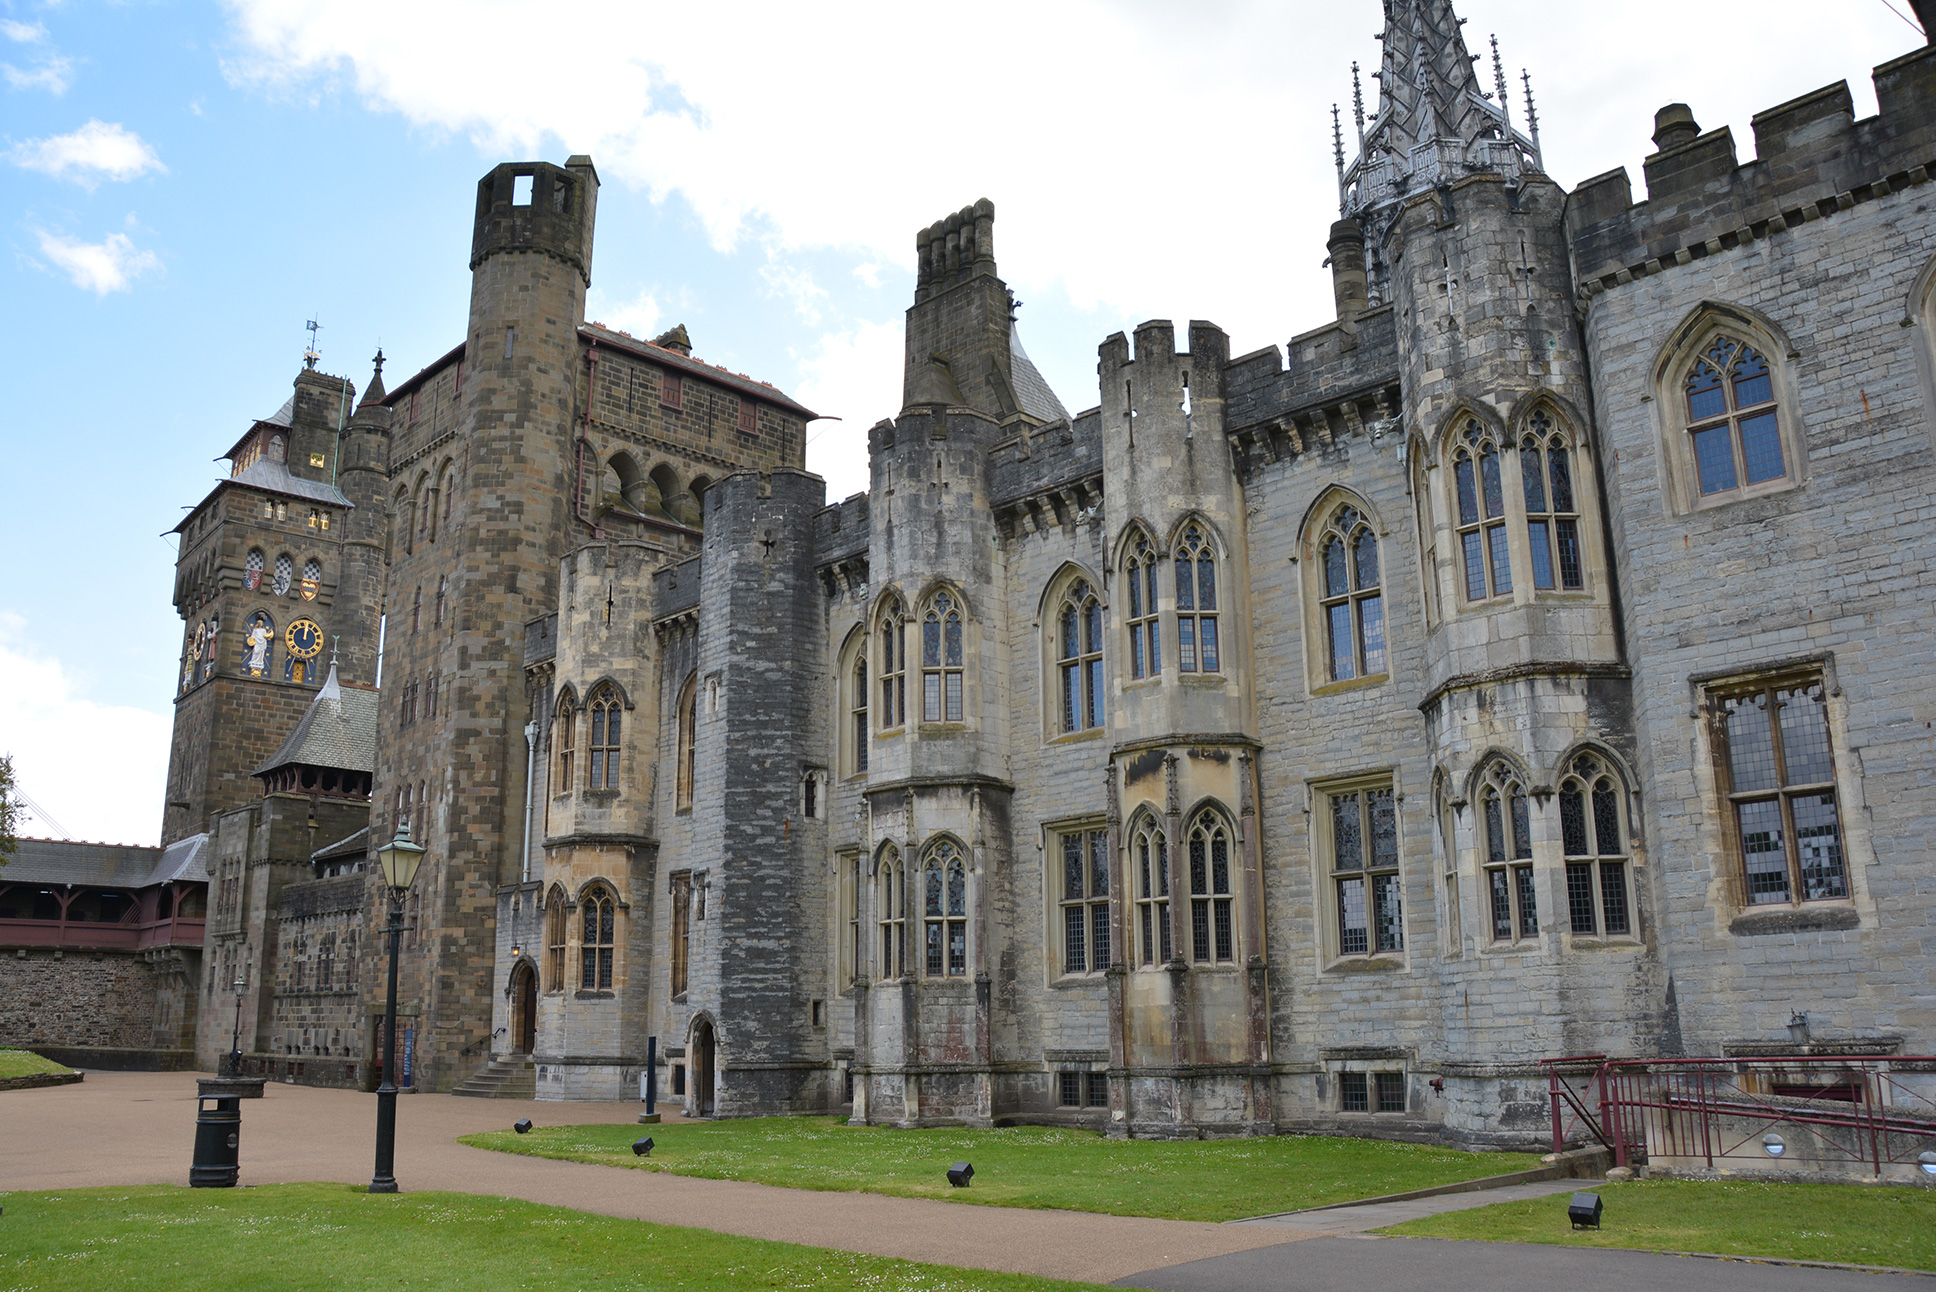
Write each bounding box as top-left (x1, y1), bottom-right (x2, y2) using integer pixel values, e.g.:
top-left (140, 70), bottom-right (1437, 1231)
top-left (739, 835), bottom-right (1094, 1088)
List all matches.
top-left (191, 1076), bottom-right (266, 1187)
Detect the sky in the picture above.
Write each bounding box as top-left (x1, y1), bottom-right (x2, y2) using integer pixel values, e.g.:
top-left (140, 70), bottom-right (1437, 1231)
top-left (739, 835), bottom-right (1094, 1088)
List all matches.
top-left (0, 0), bottom-right (1923, 846)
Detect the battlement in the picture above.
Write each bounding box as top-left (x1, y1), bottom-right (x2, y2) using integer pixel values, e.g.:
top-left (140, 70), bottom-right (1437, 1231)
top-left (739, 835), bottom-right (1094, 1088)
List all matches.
top-left (1098, 320), bottom-right (1230, 379)
top-left (913, 199), bottom-right (996, 302)
top-left (469, 156), bottom-right (600, 281)
top-left (1565, 45), bottom-right (1936, 295)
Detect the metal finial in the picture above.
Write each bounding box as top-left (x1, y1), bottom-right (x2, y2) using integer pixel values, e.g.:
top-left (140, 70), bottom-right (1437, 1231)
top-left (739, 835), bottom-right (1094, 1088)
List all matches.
top-left (1521, 68), bottom-right (1543, 168)
top-left (1489, 35), bottom-right (1514, 138)
top-left (1332, 103), bottom-right (1347, 215)
top-left (1352, 61), bottom-right (1366, 145)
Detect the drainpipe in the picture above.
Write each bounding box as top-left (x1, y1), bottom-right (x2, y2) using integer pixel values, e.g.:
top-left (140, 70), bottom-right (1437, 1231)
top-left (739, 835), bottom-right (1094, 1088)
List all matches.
top-left (521, 720), bottom-right (540, 884)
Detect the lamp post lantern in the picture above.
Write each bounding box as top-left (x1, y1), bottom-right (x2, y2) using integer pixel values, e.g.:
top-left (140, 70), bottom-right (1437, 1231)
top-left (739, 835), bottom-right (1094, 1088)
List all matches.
top-left (369, 817), bottom-right (425, 1195)
top-left (225, 965), bottom-right (247, 1077)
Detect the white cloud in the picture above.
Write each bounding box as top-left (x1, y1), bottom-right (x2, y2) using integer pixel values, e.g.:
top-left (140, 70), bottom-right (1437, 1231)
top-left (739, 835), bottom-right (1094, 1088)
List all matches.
top-left (794, 318), bottom-right (902, 500)
top-left (35, 228), bottom-right (162, 294)
top-left (13, 120), bottom-right (166, 186)
top-left (4, 52), bottom-right (72, 93)
top-left (0, 617), bottom-right (168, 846)
top-left (218, 0), bottom-right (1918, 424)
top-left (1, 19), bottom-right (49, 42)
top-left (586, 285), bottom-right (662, 340)
top-left (760, 258), bottom-right (828, 325)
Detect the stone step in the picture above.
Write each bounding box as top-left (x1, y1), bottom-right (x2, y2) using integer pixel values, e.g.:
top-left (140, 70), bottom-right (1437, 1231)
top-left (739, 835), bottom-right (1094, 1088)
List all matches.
top-left (451, 1058), bottom-right (536, 1099)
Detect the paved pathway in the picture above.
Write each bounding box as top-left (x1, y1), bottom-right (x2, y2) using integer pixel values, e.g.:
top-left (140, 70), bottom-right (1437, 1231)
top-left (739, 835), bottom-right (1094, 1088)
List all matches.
top-left (0, 1071), bottom-right (1293, 1285)
top-left (4, 1072), bottom-right (1922, 1290)
top-left (1234, 1178), bottom-right (1583, 1233)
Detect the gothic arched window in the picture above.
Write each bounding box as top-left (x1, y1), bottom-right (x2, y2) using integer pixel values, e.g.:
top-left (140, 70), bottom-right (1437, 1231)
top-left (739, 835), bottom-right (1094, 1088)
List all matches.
top-left (554, 700), bottom-right (577, 793)
top-left (1131, 815), bottom-right (1171, 966)
top-left (849, 654), bottom-right (869, 775)
top-left (877, 599), bottom-right (906, 731)
top-left (1479, 762), bottom-right (1537, 943)
top-left (1173, 525), bottom-right (1220, 673)
top-left (1186, 810), bottom-right (1234, 963)
top-left (272, 553), bottom-right (294, 597)
top-left (674, 675), bottom-right (697, 811)
top-left (922, 840), bottom-right (968, 976)
top-left (1560, 752), bottom-right (1632, 937)
top-left (1057, 578), bottom-right (1104, 733)
top-left (580, 885), bottom-right (615, 990)
top-left (921, 591), bottom-right (964, 722)
top-left (1685, 336), bottom-right (1786, 497)
top-left (1124, 532), bottom-right (1162, 679)
top-left (544, 886), bottom-right (567, 991)
top-left (245, 548), bottom-right (266, 592)
top-left (1521, 411), bottom-right (1584, 591)
top-left (877, 846), bottom-right (905, 980)
top-left (1453, 420), bottom-right (1511, 602)
top-left (434, 575), bottom-right (447, 626)
top-left (588, 687), bottom-right (622, 791)
top-left (1318, 505), bottom-right (1385, 681)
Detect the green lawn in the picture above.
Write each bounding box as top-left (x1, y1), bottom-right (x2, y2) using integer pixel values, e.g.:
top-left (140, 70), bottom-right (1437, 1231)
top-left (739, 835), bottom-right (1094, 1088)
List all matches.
top-left (0, 1048), bottom-right (74, 1079)
top-left (0, 1184), bottom-right (1109, 1292)
top-left (1378, 1178), bottom-right (1936, 1271)
top-left (460, 1116), bottom-right (1541, 1222)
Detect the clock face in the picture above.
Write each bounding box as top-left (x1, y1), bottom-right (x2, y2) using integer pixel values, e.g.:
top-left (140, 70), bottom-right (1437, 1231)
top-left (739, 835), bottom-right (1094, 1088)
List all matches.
top-left (286, 619), bottom-right (324, 660)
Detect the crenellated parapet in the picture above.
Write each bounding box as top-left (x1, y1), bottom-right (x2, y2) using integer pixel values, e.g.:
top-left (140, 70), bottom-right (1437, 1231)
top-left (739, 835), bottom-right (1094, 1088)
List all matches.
top-left (912, 198), bottom-right (997, 302)
top-left (1566, 47), bottom-right (1936, 314)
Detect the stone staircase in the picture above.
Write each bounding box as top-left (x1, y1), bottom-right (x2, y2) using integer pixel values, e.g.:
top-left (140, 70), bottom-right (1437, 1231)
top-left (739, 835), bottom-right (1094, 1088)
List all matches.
top-left (451, 1056), bottom-right (536, 1099)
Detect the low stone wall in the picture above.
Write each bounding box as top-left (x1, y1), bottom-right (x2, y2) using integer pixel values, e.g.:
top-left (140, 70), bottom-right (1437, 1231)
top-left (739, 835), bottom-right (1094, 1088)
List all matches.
top-left (0, 1071), bottom-right (84, 1091)
top-left (33, 1046), bottom-right (196, 1072)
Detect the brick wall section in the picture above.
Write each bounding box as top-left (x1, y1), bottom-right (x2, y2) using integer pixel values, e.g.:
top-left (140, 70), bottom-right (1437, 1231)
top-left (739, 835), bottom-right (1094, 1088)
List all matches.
top-left (0, 952), bottom-right (164, 1049)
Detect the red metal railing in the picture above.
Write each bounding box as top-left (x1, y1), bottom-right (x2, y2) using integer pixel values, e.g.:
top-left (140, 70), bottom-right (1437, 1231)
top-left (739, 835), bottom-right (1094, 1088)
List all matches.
top-left (1548, 1054), bottom-right (1936, 1177)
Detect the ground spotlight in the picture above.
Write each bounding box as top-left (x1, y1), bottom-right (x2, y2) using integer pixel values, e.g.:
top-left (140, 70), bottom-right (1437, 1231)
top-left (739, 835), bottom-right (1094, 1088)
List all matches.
top-left (1567, 1191), bottom-right (1602, 1230)
top-left (1761, 1132), bottom-right (1785, 1158)
top-left (514, 1119), bottom-right (534, 1134)
top-left (947, 1161), bottom-right (974, 1188)
top-left (633, 1137), bottom-right (655, 1157)
top-left (1919, 1150), bottom-right (1936, 1178)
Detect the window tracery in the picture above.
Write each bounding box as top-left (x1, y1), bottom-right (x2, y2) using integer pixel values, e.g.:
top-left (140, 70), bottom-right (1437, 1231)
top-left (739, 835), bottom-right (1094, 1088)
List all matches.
top-left (1685, 336), bottom-right (1786, 496)
top-left (674, 675), bottom-right (697, 810)
top-left (1330, 783), bottom-right (1401, 956)
top-left (1711, 674), bottom-right (1848, 906)
top-left (1131, 816), bottom-right (1171, 966)
top-left (580, 886), bottom-right (615, 990)
top-left (877, 846), bottom-right (905, 979)
top-left (588, 687), bottom-right (622, 791)
top-left (1522, 411), bottom-right (1584, 591)
top-left (878, 599), bottom-right (906, 730)
top-left (1057, 579), bottom-right (1104, 733)
top-left (921, 592), bottom-right (965, 722)
top-left (1057, 827), bottom-right (1110, 974)
top-left (1186, 810), bottom-right (1234, 963)
top-left (555, 701), bottom-right (576, 793)
top-left (922, 840), bottom-right (968, 976)
top-left (1317, 505), bottom-right (1385, 682)
top-left (1453, 420), bottom-right (1510, 601)
top-left (1172, 525), bottom-right (1220, 673)
top-left (1479, 762), bottom-right (1537, 943)
top-left (1124, 533), bottom-right (1162, 679)
top-left (1560, 753), bottom-right (1633, 937)
top-left (850, 655), bottom-right (869, 775)
top-left (544, 887), bottom-right (566, 991)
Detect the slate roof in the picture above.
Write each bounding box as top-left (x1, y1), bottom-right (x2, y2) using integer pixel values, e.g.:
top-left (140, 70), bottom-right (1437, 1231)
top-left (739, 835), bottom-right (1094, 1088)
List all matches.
top-left (311, 826), bottom-right (369, 863)
top-left (254, 663), bottom-right (379, 777)
top-left (1009, 325), bottom-right (1070, 425)
top-left (4, 833), bottom-right (209, 888)
top-left (580, 323), bottom-right (819, 418)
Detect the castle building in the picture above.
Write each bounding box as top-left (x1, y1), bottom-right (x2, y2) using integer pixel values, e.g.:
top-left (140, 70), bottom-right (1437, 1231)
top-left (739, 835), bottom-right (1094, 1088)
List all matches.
top-left (158, 3), bottom-right (1936, 1143)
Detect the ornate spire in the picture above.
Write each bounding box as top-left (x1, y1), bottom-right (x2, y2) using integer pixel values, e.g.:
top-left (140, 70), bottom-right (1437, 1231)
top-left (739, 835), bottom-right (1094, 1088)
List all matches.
top-left (1339, 0), bottom-right (1538, 225)
top-left (357, 349), bottom-right (387, 408)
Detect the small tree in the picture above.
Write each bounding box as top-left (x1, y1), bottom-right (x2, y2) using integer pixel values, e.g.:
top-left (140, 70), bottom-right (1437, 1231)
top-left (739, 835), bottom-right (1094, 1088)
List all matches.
top-left (0, 755), bottom-right (18, 867)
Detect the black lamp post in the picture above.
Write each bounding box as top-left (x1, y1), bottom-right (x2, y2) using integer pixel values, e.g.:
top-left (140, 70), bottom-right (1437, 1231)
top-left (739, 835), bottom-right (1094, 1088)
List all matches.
top-left (225, 964), bottom-right (247, 1077)
top-left (369, 817), bottom-right (425, 1195)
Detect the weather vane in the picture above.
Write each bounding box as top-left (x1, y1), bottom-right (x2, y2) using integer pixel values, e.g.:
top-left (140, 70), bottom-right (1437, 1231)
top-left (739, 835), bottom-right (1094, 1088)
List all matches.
top-left (304, 317), bottom-right (324, 370)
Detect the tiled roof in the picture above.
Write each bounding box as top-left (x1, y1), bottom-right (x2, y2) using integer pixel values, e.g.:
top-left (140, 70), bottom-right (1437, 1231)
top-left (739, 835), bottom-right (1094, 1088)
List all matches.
top-left (311, 826), bottom-right (369, 863)
top-left (4, 833), bottom-right (208, 888)
top-left (172, 459), bottom-right (352, 534)
top-left (254, 663), bottom-right (379, 777)
top-left (580, 323), bottom-right (819, 418)
top-left (1009, 325), bottom-right (1069, 425)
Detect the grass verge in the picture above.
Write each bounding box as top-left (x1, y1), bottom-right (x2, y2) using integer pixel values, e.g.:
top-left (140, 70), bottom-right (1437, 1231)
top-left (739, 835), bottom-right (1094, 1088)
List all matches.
top-left (0, 1183), bottom-right (1111, 1291)
top-left (0, 1048), bottom-right (74, 1080)
top-left (1376, 1178), bottom-right (1936, 1271)
top-left (460, 1116), bottom-right (1542, 1222)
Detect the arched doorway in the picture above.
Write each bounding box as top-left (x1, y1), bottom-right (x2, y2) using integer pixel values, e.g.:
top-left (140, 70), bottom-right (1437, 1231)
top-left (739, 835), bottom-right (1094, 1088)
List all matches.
top-left (691, 1018), bottom-right (716, 1117)
top-left (509, 961), bottom-right (537, 1055)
